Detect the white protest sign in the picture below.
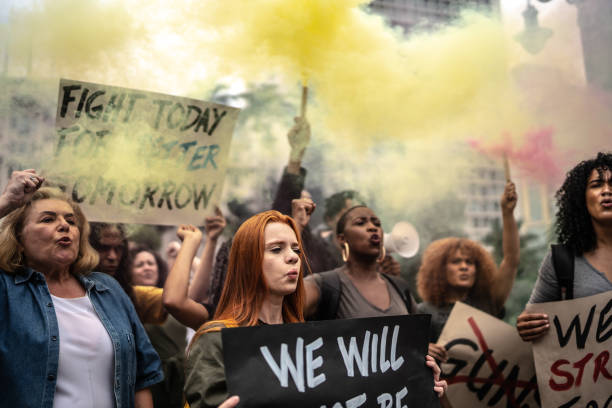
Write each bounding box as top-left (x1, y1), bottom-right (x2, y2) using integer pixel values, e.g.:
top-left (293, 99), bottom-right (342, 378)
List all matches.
top-left (526, 290), bottom-right (612, 408)
top-left (48, 78), bottom-right (240, 225)
top-left (437, 302), bottom-right (539, 408)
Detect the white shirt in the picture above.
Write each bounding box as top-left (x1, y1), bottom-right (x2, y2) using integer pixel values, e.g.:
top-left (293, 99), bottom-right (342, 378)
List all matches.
top-left (51, 294), bottom-right (115, 408)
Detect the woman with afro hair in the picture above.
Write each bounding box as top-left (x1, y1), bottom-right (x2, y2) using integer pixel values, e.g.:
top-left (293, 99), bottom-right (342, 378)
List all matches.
top-left (517, 152), bottom-right (612, 342)
top-left (417, 181), bottom-right (519, 361)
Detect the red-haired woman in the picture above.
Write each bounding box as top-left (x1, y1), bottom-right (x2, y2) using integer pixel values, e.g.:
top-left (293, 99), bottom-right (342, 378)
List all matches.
top-left (416, 182), bottom-right (519, 361)
top-left (184, 210), bottom-right (306, 408)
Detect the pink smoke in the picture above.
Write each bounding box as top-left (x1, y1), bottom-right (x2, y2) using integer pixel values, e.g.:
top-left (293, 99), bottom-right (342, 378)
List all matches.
top-left (468, 128), bottom-right (570, 186)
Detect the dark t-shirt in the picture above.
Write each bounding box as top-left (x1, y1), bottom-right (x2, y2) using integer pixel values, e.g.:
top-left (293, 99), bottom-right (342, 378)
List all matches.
top-left (417, 298), bottom-right (504, 343)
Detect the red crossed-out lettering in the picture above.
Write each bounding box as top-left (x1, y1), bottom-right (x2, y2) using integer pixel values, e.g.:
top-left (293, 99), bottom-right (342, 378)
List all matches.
top-left (446, 317), bottom-right (538, 408)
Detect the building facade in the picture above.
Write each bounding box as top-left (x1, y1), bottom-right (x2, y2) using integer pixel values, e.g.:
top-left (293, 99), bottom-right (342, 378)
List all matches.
top-left (369, 0), bottom-right (500, 33)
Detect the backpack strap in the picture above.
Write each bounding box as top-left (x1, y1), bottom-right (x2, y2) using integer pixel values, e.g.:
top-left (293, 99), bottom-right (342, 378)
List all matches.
top-left (313, 268), bottom-right (343, 321)
top-left (551, 244), bottom-right (575, 300)
top-left (381, 274), bottom-right (416, 314)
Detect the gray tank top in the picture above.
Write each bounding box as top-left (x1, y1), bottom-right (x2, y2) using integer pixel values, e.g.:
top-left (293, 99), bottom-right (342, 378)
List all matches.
top-left (314, 267), bottom-right (408, 319)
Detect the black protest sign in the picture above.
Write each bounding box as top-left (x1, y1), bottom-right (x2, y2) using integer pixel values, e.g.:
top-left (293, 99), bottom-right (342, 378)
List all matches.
top-left (437, 302), bottom-right (540, 408)
top-left (527, 291), bottom-right (612, 408)
top-left (49, 78), bottom-right (240, 225)
top-left (222, 315), bottom-right (439, 408)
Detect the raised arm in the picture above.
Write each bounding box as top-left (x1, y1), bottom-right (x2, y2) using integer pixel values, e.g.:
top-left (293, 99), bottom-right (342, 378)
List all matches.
top-left (287, 116), bottom-right (310, 176)
top-left (188, 209), bottom-right (226, 303)
top-left (0, 170), bottom-right (44, 218)
top-left (162, 225), bottom-right (210, 330)
top-left (492, 181), bottom-right (520, 309)
top-left (291, 197), bottom-right (316, 236)
top-left (272, 117), bottom-right (310, 215)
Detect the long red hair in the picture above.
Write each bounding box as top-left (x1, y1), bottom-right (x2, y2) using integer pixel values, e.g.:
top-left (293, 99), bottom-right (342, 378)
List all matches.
top-left (213, 210), bottom-right (307, 327)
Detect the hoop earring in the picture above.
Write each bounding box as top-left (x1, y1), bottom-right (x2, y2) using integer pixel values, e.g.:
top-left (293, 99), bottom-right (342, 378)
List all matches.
top-left (341, 242), bottom-right (350, 262)
top-left (377, 246), bottom-right (386, 263)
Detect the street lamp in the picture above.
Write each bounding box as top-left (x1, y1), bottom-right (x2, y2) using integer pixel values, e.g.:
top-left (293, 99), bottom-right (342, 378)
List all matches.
top-left (515, 0), bottom-right (580, 54)
top-left (515, 0), bottom-right (553, 54)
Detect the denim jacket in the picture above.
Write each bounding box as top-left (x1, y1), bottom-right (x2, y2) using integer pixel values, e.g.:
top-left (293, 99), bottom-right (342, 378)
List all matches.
top-left (0, 268), bottom-right (163, 408)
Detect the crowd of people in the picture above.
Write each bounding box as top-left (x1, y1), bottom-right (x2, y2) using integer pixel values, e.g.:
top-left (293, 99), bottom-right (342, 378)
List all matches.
top-left (0, 114), bottom-right (610, 408)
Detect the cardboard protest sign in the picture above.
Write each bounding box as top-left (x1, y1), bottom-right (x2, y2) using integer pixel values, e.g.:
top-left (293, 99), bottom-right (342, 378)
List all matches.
top-left (526, 291), bottom-right (612, 408)
top-left (437, 302), bottom-right (539, 408)
top-left (48, 79), bottom-right (240, 225)
top-left (222, 315), bottom-right (439, 408)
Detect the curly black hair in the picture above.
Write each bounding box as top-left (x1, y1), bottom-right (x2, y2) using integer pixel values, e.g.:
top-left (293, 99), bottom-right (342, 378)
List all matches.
top-left (555, 152), bottom-right (612, 255)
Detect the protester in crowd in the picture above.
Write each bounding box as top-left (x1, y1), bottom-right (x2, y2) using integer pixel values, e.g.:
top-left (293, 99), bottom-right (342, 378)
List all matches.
top-left (0, 170), bottom-right (162, 408)
top-left (185, 209), bottom-right (446, 408)
top-left (318, 190), bottom-right (367, 242)
top-left (204, 119), bottom-right (390, 312)
top-left (162, 225), bottom-right (212, 330)
top-left (517, 152), bottom-right (612, 341)
top-left (302, 206), bottom-right (447, 399)
top-left (89, 216), bottom-right (212, 408)
top-left (90, 223), bottom-right (133, 295)
top-left (90, 222), bottom-right (168, 324)
top-left (90, 221), bottom-right (212, 332)
top-left (128, 244), bottom-right (192, 408)
top-left (131, 246), bottom-right (169, 287)
top-left (180, 208), bottom-right (226, 310)
top-left (312, 190), bottom-right (413, 277)
top-left (272, 116), bottom-right (341, 273)
top-left (165, 240), bottom-right (201, 280)
top-left (184, 210), bottom-right (306, 408)
top-left (416, 181), bottom-right (519, 361)
top-left (165, 240), bottom-right (181, 270)
top-left (303, 205), bottom-right (418, 321)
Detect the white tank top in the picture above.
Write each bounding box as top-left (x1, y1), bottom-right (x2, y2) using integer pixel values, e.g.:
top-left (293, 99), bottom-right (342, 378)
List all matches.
top-left (51, 294), bottom-right (115, 408)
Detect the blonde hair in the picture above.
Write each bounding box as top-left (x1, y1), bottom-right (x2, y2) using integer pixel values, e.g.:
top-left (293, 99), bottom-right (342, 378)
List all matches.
top-left (0, 187), bottom-right (99, 275)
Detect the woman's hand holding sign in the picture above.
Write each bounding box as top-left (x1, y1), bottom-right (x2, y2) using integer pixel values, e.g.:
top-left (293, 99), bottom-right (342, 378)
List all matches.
top-left (426, 355), bottom-right (447, 397)
top-left (218, 396), bottom-right (240, 408)
top-left (516, 311), bottom-right (550, 341)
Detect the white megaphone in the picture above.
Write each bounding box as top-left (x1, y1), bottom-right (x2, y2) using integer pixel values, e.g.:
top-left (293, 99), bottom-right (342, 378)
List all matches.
top-left (384, 222), bottom-right (420, 258)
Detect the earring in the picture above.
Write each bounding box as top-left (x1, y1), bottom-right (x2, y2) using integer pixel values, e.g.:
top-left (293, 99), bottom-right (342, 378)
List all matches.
top-left (341, 242), bottom-right (350, 262)
top-left (377, 246), bottom-right (386, 263)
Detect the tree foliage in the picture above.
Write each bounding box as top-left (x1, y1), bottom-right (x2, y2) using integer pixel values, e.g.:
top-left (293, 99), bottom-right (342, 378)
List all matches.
top-left (482, 219), bottom-right (549, 324)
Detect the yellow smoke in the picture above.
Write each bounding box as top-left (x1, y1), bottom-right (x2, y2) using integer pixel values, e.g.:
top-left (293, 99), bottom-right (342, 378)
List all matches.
top-left (4, 0), bottom-right (608, 224)
top-left (193, 1), bottom-right (528, 143)
top-left (8, 0), bottom-right (137, 73)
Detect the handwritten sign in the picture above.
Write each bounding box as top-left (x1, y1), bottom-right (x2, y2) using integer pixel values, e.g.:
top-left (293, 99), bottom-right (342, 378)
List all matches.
top-left (526, 291), bottom-right (612, 408)
top-left (48, 79), bottom-right (240, 225)
top-left (437, 302), bottom-right (539, 408)
top-left (222, 315), bottom-right (439, 408)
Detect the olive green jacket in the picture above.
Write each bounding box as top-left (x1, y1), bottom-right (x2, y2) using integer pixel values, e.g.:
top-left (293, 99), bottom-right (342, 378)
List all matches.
top-left (184, 322), bottom-right (234, 408)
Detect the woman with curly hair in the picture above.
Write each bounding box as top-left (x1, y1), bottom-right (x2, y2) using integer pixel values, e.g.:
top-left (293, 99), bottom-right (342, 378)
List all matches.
top-left (417, 181), bottom-right (519, 360)
top-left (517, 152), bottom-right (612, 341)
